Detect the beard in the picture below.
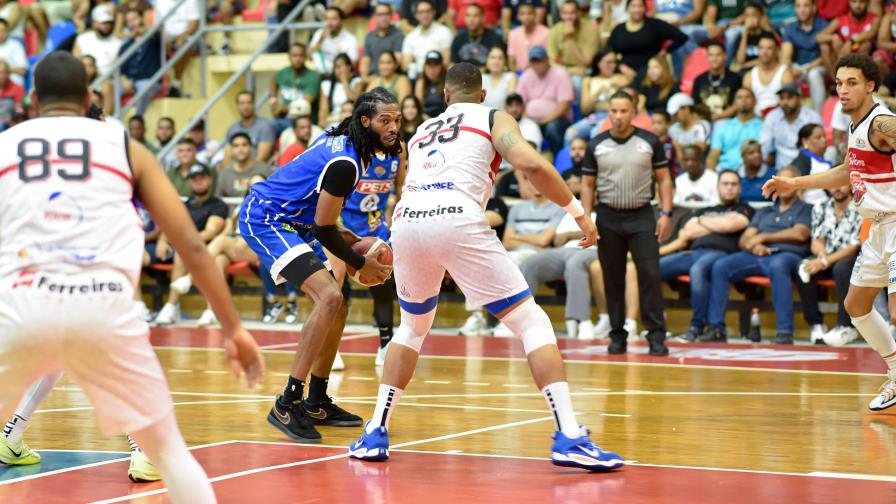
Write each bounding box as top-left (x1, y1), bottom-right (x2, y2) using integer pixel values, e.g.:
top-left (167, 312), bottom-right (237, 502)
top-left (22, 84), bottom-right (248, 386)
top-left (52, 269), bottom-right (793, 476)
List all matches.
top-left (367, 127), bottom-right (402, 158)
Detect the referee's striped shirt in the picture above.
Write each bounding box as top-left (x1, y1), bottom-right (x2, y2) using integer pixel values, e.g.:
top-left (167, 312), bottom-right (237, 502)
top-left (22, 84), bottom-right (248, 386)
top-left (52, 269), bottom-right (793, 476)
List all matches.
top-left (581, 127), bottom-right (669, 210)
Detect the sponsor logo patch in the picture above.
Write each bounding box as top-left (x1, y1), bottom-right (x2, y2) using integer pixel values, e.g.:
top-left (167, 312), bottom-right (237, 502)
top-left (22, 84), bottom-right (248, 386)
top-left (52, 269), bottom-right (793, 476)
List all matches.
top-left (357, 180), bottom-right (393, 193)
top-left (405, 181), bottom-right (455, 192)
top-left (13, 273), bottom-right (124, 294)
top-left (393, 204), bottom-right (464, 220)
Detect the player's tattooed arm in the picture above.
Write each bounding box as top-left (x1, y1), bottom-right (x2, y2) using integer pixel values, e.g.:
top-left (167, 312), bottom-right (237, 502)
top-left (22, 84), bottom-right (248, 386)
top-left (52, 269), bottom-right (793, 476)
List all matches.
top-left (498, 130), bottom-right (521, 153)
top-left (872, 115), bottom-right (896, 150)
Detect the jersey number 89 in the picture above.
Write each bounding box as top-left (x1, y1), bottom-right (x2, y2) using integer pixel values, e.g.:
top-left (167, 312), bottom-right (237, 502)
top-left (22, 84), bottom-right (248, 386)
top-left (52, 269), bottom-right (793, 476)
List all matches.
top-left (18, 138), bottom-right (91, 183)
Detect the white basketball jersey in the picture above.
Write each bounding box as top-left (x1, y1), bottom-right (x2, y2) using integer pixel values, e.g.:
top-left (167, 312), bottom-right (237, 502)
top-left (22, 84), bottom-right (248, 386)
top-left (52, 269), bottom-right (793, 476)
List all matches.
top-left (404, 102), bottom-right (501, 209)
top-left (847, 103), bottom-right (896, 218)
top-left (0, 116), bottom-right (143, 284)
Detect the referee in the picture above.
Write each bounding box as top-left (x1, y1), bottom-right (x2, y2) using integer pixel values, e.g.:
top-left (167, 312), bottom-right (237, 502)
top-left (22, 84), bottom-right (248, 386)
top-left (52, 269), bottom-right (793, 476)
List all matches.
top-left (581, 91), bottom-right (674, 356)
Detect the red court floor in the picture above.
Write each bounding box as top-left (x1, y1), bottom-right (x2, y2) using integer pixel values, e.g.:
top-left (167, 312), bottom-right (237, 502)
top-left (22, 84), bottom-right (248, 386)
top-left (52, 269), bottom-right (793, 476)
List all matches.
top-left (3, 442), bottom-right (894, 504)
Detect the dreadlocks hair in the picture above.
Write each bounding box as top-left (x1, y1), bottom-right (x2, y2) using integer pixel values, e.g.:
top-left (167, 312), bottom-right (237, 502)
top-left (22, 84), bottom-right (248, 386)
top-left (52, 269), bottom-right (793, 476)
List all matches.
top-left (327, 86), bottom-right (400, 162)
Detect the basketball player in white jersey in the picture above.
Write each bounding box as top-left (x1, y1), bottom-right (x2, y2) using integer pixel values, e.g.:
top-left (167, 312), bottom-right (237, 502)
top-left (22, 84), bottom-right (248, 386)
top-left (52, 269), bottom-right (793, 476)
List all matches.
top-left (763, 53), bottom-right (896, 412)
top-left (0, 52), bottom-right (264, 502)
top-left (348, 63), bottom-right (624, 471)
top-left (0, 105), bottom-right (158, 482)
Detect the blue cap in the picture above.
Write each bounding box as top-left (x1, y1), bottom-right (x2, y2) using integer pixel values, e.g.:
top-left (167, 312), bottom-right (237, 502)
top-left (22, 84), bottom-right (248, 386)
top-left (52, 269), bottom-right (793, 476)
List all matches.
top-left (528, 45), bottom-right (548, 62)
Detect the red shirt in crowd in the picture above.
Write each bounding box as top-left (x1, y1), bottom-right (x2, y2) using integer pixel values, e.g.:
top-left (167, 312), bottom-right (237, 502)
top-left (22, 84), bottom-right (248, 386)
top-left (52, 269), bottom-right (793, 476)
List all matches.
top-left (277, 143), bottom-right (306, 167)
top-left (449, 0), bottom-right (502, 29)
top-left (818, 0), bottom-right (849, 21)
top-left (836, 12), bottom-right (877, 41)
top-left (0, 79), bottom-right (24, 104)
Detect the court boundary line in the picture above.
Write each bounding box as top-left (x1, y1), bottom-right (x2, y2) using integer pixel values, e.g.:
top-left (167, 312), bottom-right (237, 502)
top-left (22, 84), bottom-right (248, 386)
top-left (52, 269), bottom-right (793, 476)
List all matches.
top-left (227, 442), bottom-right (896, 483)
top-left (147, 345), bottom-right (889, 377)
top-left (0, 440), bottom-right (240, 487)
top-left (88, 416), bottom-right (556, 503)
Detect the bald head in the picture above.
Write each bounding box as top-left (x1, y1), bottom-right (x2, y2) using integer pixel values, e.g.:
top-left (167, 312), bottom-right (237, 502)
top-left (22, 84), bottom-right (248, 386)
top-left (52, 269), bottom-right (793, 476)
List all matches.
top-left (444, 62), bottom-right (484, 105)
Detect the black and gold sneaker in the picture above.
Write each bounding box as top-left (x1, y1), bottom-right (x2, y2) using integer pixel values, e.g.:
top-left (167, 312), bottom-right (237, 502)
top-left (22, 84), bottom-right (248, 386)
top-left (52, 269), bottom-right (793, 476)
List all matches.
top-left (267, 396), bottom-right (321, 443)
top-left (303, 396), bottom-right (363, 427)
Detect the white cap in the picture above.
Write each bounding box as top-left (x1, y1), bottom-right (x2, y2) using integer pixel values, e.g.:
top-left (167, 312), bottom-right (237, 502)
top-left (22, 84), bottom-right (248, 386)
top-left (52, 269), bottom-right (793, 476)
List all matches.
top-left (92, 5), bottom-right (114, 24)
top-left (287, 98), bottom-right (311, 119)
top-left (666, 92), bottom-right (695, 116)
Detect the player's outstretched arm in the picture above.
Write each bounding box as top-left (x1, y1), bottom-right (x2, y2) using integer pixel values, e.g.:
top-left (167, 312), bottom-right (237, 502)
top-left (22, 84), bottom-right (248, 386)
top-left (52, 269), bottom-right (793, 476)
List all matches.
top-left (130, 139), bottom-right (264, 388)
top-left (491, 110), bottom-right (597, 248)
top-left (762, 163), bottom-right (849, 201)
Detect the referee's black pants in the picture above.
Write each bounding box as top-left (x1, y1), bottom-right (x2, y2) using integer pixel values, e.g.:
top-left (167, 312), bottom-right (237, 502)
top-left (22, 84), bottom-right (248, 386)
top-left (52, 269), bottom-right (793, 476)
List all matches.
top-left (596, 204), bottom-right (667, 342)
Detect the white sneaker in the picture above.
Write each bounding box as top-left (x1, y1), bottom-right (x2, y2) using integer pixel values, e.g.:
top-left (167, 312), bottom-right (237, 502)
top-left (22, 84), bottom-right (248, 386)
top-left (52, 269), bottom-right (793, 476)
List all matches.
top-left (136, 301), bottom-right (151, 323)
top-left (154, 303), bottom-right (179, 325)
top-left (492, 322), bottom-right (514, 337)
top-left (170, 275), bottom-right (192, 295)
top-left (624, 319), bottom-right (638, 340)
top-left (577, 320), bottom-right (595, 341)
top-left (870, 369), bottom-right (896, 411)
top-left (823, 326), bottom-right (859, 347)
top-left (565, 319), bottom-right (578, 338)
top-left (332, 352), bottom-right (345, 371)
top-left (460, 311), bottom-right (489, 336)
top-left (196, 308), bottom-right (217, 327)
top-left (375, 344), bottom-right (388, 366)
top-left (592, 315), bottom-right (611, 339)
top-left (810, 324), bottom-right (826, 344)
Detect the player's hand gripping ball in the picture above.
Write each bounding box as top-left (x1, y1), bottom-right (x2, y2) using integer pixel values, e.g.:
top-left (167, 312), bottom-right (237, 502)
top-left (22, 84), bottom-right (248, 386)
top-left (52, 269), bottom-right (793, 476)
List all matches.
top-left (346, 237), bottom-right (394, 285)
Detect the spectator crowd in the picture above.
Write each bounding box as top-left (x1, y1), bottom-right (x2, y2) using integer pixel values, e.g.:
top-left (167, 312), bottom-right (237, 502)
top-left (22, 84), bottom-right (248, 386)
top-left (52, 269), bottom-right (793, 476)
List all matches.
top-left (7, 0), bottom-right (896, 348)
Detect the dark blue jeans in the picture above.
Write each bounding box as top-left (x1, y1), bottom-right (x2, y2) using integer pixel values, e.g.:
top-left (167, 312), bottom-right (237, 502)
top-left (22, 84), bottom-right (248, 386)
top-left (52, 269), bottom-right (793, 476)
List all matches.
top-left (542, 117), bottom-right (571, 155)
top-left (707, 250), bottom-right (803, 334)
top-left (660, 248), bottom-right (728, 329)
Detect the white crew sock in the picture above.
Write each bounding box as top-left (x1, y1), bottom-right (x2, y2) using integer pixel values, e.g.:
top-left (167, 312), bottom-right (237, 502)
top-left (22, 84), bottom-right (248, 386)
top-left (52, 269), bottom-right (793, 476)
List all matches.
top-left (128, 434), bottom-right (141, 453)
top-left (4, 373), bottom-right (62, 443)
top-left (852, 310), bottom-right (896, 371)
top-left (367, 384), bottom-right (403, 433)
top-left (541, 382), bottom-right (580, 439)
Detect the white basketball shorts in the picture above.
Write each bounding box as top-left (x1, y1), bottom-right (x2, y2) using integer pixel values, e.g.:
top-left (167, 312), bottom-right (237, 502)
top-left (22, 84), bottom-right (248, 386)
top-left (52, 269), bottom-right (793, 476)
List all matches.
top-left (390, 195), bottom-right (531, 314)
top-left (0, 268), bottom-right (172, 435)
top-left (851, 217), bottom-right (896, 294)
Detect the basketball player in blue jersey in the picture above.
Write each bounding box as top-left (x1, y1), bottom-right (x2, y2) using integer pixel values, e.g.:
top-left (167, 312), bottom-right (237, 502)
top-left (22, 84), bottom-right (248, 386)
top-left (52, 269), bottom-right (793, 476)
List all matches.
top-left (335, 146), bottom-right (405, 366)
top-left (239, 87), bottom-right (397, 443)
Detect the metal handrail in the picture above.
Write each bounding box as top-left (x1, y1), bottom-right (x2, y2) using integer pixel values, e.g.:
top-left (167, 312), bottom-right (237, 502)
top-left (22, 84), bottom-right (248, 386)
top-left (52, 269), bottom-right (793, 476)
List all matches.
top-left (204, 22), bottom-right (322, 33)
top-left (92, 0), bottom-right (189, 87)
top-left (115, 27), bottom-right (207, 119)
top-left (155, 0), bottom-right (317, 162)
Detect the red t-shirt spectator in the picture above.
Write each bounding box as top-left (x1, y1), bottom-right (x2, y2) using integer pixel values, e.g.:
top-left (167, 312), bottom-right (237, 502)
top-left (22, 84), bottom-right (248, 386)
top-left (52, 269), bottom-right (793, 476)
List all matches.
top-left (0, 79), bottom-right (24, 104)
top-left (277, 143), bottom-right (306, 167)
top-left (818, 0), bottom-right (849, 21)
top-left (449, 0), bottom-right (502, 29)
top-left (836, 12), bottom-right (877, 41)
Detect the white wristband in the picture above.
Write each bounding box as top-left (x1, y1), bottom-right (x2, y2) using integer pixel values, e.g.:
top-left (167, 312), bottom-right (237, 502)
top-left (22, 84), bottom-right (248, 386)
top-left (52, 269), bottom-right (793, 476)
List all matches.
top-left (563, 198), bottom-right (585, 218)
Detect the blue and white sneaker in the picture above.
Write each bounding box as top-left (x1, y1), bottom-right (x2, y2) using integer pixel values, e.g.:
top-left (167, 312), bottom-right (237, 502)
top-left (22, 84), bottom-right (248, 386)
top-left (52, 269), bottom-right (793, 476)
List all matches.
top-left (551, 426), bottom-right (625, 471)
top-left (349, 421), bottom-right (390, 461)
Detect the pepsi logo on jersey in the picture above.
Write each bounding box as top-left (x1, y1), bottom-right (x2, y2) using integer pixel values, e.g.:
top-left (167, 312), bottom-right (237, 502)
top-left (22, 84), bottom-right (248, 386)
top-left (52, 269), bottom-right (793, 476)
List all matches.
top-left (357, 180), bottom-right (393, 193)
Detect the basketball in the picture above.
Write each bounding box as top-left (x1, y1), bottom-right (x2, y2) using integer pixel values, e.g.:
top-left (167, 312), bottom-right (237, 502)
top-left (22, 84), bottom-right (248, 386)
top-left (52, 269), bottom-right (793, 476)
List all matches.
top-left (347, 237), bottom-right (393, 285)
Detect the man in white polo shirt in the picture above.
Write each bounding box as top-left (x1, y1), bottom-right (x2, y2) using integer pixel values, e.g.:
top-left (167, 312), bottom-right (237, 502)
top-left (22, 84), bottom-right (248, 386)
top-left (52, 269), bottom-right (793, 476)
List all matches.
top-left (401, 0), bottom-right (451, 79)
top-left (73, 5), bottom-right (122, 77)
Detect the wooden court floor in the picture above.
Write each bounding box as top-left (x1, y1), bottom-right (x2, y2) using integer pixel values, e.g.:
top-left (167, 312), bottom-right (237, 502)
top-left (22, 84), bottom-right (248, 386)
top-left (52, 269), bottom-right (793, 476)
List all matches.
top-left (1, 325), bottom-right (895, 503)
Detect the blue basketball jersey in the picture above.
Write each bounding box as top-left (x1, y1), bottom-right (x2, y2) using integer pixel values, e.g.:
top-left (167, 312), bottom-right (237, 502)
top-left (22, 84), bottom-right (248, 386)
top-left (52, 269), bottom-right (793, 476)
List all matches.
top-left (341, 152), bottom-right (400, 239)
top-left (248, 134), bottom-right (360, 225)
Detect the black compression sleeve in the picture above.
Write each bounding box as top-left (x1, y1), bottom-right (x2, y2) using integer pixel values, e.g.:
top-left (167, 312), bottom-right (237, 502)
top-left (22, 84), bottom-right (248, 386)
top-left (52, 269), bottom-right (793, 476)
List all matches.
top-left (312, 223), bottom-right (366, 271)
top-left (320, 159), bottom-right (359, 197)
